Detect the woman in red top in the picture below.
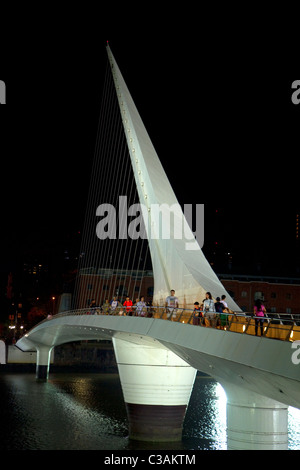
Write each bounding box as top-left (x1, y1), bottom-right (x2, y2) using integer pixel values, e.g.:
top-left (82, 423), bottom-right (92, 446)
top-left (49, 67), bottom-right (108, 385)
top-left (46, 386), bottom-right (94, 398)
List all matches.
top-left (123, 297), bottom-right (133, 315)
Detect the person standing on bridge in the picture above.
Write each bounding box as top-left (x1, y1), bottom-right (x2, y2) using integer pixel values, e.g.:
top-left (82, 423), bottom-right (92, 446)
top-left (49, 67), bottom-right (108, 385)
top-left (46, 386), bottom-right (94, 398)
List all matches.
top-left (254, 299), bottom-right (266, 336)
top-left (203, 292), bottom-right (216, 327)
top-left (220, 295), bottom-right (228, 308)
top-left (89, 299), bottom-right (98, 314)
top-left (214, 297), bottom-right (224, 327)
top-left (123, 297), bottom-right (133, 315)
top-left (102, 299), bottom-right (110, 315)
top-left (135, 296), bottom-right (147, 316)
top-left (110, 297), bottom-right (119, 314)
top-left (193, 302), bottom-right (202, 325)
top-left (165, 290), bottom-right (179, 321)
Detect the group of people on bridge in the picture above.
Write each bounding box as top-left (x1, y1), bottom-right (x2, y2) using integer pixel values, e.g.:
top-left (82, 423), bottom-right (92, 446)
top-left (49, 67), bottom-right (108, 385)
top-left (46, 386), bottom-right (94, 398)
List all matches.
top-left (165, 290), bottom-right (230, 329)
top-left (87, 289), bottom-right (267, 336)
top-left (166, 290), bottom-right (267, 335)
top-left (88, 297), bottom-right (153, 317)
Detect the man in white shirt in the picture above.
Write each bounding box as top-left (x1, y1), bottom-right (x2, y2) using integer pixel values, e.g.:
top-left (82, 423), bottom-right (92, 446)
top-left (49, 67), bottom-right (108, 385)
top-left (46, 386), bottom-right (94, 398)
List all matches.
top-left (165, 290), bottom-right (179, 321)
top-left (110, 297), bottom-right (119, 313)
top-left (221, 295), bottom-right (228, 309)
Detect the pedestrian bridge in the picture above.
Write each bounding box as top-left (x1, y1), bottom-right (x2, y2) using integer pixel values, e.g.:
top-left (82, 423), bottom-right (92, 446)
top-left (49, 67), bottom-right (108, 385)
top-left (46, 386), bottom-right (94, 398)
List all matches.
top-left (16, 307), bottom-right (300, 449)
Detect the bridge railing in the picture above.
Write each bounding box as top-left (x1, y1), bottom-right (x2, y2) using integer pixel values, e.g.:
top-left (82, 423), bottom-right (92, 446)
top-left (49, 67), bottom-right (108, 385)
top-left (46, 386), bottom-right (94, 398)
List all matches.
top-left (48, 306), bottom-right (300, 343)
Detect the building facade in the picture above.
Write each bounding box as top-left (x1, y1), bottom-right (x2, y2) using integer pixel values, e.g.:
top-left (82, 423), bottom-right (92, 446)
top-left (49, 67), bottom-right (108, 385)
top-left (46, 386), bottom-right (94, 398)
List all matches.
top-left (76, 268), bottom-right (154, 309)
top-left (220, 274), bottom-right (300, 314)
top-left (75, 268), bottom-right (300, 314)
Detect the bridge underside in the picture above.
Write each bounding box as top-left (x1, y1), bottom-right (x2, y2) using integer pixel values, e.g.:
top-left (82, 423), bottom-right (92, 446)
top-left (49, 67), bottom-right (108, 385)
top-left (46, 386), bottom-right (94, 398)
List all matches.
top-left (16, 314), bottom-right (299, 449)
top-left (17, 315), bottom-right (299, 409)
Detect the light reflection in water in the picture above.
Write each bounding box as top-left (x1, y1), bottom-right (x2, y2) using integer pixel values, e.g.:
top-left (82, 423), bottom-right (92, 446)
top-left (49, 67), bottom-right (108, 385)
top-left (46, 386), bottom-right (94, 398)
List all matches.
top-left (0, 373), bottom-right (298, 450)
top-left (288, 407), bottom-right (300, 450)
top-left (183, 378), bottom-right (227, 450)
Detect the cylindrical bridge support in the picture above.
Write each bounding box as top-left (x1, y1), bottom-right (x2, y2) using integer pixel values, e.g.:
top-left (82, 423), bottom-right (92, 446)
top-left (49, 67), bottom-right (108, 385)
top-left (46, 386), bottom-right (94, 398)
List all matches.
top-left (223, 383), bottom-right (289, 450)
top-left (36, 346), bottom-right (53, 382)
top-left (112, 337), bottom-right (197, 442)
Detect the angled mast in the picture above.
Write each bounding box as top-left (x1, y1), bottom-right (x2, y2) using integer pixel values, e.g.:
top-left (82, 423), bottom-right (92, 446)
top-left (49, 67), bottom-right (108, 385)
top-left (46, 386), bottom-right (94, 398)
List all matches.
top-left (106, 45), bottom-right (240, 312)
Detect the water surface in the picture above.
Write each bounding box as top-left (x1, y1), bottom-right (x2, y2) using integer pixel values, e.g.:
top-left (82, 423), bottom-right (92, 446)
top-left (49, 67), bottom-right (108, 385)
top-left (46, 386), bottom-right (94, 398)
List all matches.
top-left (0, 372), bottom-right (299, 450)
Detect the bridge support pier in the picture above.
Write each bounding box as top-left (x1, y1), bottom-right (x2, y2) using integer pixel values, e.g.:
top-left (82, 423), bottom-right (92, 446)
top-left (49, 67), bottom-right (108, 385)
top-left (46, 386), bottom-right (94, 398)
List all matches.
top-left (36, 346), bottom-right (52, 382)
top-left (112, 337), bottom-right (197, 442)
top-left (223, 383), bottom-right (289, 450)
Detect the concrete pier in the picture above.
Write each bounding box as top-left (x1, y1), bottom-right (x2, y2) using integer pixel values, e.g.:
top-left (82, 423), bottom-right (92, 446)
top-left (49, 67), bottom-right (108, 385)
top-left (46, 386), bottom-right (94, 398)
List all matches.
top-left (36, 346), bottom-right (53, 382)
top-left (112, 336), bottom-right (197, 442)
top-left (223, 383), bottom-right (289, 450)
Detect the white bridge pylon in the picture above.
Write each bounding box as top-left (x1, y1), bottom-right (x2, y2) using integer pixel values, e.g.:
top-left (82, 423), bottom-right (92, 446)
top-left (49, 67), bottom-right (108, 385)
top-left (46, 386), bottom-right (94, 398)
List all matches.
top-left (106, 46), bottom-right (240, 312)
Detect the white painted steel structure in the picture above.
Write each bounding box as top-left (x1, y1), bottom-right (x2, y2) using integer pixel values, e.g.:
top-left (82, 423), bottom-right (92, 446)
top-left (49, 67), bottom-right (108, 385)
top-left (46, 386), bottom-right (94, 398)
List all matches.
top-left (17, 312), bottom-right (300, 449)
top-left (106, 46), bottom-right (240, 312)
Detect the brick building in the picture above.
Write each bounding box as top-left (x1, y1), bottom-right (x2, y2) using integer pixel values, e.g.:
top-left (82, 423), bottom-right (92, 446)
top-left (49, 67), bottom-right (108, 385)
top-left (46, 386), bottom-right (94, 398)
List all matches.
top-left (220, 274), bottom-right (300, 314)
top-left (75, 268), bottom-right (300, 315)
top-left (76, 268), bottom-right (154, 309)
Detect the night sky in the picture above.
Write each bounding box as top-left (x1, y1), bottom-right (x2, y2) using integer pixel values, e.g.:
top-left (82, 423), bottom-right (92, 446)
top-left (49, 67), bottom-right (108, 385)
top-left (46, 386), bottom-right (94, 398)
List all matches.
top-left (0, 38), bottom-right (299, 308)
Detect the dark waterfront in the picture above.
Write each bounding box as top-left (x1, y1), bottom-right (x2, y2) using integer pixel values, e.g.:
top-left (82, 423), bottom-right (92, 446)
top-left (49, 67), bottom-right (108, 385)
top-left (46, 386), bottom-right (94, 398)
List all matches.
top-left (0, 372), bottom-right (299, 451)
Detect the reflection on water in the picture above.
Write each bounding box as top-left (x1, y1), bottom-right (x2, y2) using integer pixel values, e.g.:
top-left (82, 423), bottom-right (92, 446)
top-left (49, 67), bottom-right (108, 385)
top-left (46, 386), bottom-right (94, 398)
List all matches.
top-left (289, 407), bottom-right (300, 450)
top-left (0, 372), bottom-right (299, 450)
top-left (0, 373), bottom-right (128, 450)
top-left (184, 380), bottom-right (227, 450)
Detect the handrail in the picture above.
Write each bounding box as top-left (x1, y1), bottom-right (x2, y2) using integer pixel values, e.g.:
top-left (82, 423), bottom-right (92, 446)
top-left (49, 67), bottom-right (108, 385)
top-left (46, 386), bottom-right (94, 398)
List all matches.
top-left (36, 306), bottom-right (300, 343)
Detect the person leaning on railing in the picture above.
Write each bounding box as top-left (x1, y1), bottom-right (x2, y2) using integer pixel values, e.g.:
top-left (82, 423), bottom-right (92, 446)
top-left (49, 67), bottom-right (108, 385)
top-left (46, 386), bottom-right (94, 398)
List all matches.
top-left (203, 292), bottom-right (216, 327)
top-left (102, 299), bottom-right (111, 315)
top-left (123, 297), bottom-right (133, 315)
top-left (193, 302), bottom-right (202, 325)
top-left (110, 297), bottom-right (120, 315)
top-left (135, 296), bottom-right (147, 317)
top-left (254, 299), bottom-right (267, 336)
top-left (219, 306), bottom-right (230, 329)
top-left (165, 290), bottom-right (179, 321)
top-left (214, 297), bottom-right (227, 329)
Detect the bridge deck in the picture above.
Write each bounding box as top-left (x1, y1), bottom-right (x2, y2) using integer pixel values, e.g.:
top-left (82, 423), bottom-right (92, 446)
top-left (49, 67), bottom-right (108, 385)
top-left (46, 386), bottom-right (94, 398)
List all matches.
top-left (17, 306), bottom-right (300, 410)
top-left (47, 306), bottom-right (300, 342)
